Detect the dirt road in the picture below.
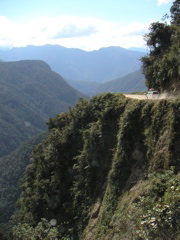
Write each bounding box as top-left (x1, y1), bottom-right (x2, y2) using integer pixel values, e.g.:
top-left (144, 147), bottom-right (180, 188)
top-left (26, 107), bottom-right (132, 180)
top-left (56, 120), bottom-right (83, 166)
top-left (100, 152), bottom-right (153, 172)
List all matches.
top-left (124, 94), bottom-right (147, 100)
top-left (124, 93), bottom-right (176, 100)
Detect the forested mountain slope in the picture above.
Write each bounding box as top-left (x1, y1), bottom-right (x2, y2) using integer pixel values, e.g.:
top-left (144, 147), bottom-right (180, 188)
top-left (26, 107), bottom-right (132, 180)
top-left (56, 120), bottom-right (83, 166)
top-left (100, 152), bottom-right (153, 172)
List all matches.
top-left (0, 133), bottom-right (46, 224)
top-left (8, 93), bottom-right (179, 240)
top-left (0, 45), bottom-right (143, 83)
top-left (95, 69), bottom-right (146, 94)
top-left (0, 60), bottom-right (86, 157)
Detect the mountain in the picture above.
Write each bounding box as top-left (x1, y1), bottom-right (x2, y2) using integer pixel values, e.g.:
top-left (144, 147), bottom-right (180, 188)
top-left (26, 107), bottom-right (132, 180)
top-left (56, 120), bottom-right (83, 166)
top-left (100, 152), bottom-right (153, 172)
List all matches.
top-left (95, 69), bottom-right (146, 94)
top-left (0, 45), bottom-right (144, 83)
top-left (0, 133), bottom-right (46, 224)
top-left (0, 60), bottom-right (86, 157)
top-left (65, 79), bottom-right (101, 96)
top-left (4, 93), bottom-right (179, 240)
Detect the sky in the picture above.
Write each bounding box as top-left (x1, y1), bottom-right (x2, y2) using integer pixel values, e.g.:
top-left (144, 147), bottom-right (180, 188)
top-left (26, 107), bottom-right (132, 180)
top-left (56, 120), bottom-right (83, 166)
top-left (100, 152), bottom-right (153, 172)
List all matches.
top-left (0, 0), bottom-right (174, 51)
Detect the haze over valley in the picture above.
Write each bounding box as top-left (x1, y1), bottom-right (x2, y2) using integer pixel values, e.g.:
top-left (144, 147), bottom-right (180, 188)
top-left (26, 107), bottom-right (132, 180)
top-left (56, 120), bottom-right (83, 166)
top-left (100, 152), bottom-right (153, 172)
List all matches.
top-left (0, 45), bottom-right (146, 95)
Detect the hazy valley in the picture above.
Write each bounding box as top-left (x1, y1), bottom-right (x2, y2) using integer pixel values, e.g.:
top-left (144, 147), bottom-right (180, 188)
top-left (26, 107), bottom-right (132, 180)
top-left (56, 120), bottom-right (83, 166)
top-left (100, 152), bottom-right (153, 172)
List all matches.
top-left (0, 45), bottom-right (145, 95)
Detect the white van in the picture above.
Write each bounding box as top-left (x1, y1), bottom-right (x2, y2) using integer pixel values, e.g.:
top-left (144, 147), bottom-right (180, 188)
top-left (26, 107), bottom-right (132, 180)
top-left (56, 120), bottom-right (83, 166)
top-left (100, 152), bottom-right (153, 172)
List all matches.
top-left (146, 90), bottom-right (159, 99)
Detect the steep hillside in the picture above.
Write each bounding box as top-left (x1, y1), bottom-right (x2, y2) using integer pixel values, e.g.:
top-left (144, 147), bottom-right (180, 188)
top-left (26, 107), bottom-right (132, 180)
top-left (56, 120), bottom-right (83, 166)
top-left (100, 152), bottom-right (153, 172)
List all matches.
top-left (0, 133), bottom-right (46, 224)
top-left (0, 45), bottom-right (144, 83)
top-left (9, 93), bottom-right (180, 240)
top-left (0, 60), bottom-right (86, 157)
top-left (95, 69), bottom-right (146, 94)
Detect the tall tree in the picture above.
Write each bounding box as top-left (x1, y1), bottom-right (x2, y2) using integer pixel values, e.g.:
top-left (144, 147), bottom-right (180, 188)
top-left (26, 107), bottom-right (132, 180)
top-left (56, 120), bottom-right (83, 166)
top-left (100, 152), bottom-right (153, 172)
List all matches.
top-left (141, 0), bottom-right (180, 93)
top-left (170, 0), bottom-right (180, 26)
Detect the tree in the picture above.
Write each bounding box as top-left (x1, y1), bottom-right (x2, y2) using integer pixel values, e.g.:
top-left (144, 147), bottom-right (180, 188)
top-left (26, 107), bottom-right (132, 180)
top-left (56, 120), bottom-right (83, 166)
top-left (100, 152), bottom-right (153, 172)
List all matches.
top-left (12, 218), bottom-right (59, 240)
top-left (170, 0), bottom-right (180, 26)
top-left (141, 1), bottom-right (180, 93)
top-left (144, 22), bottom-right (172, 55)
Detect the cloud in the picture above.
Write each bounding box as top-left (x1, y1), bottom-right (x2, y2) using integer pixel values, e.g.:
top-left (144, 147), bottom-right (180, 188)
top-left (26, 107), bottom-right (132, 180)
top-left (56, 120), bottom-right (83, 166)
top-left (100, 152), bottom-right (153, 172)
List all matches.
top-left (120, 22), bottom-right (152, 36)
top-left (52, 24), bottom-right (97, 39)
top-left (157, 0), bottom-right (173, 6)
top-left (0, 15), bottom-right (150, 51)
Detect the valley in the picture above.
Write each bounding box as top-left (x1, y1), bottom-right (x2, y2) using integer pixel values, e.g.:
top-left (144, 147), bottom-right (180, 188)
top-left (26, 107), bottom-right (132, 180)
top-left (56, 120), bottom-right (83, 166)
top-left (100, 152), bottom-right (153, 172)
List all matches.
top-left (0, 45), bottom-right (144, 96)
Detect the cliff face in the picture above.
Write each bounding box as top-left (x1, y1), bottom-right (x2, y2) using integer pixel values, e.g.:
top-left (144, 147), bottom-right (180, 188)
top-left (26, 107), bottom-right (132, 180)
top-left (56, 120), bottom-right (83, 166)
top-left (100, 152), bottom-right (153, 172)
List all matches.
top-left (13, 93), bottom-right (180, 239)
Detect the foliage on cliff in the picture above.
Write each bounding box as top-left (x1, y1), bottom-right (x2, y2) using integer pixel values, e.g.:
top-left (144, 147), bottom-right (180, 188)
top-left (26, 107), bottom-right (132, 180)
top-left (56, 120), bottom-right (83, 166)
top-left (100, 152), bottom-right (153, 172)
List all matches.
top-left (9, 93), bottom-right (180, 240)
top-left (0, 133), bottom-right (46, 225)
top-left (141, 0), bottom-right (180, 93)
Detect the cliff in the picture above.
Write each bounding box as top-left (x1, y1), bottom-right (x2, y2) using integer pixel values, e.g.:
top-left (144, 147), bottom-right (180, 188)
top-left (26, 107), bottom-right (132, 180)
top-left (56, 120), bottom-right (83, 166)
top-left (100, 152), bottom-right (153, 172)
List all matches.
top-left (11, 93), bottom-right (180, 239)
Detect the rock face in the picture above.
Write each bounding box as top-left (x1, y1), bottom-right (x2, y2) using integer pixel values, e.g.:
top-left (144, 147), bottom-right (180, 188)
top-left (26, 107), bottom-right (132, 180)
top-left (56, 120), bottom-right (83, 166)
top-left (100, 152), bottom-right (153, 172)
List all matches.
top-left (11, 93), bottom-right (179, 239)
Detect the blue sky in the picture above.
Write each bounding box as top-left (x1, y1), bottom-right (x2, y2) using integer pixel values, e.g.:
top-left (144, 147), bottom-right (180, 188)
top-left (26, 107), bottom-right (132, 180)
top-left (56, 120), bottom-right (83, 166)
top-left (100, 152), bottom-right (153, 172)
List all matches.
top-left (0, 0), bottom-right (174, 51)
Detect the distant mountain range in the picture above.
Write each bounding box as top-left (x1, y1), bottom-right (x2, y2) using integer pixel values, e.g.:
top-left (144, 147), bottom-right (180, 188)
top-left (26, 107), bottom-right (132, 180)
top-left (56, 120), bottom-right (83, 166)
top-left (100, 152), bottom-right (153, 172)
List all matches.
top-left (0, 60), bottom-right (86, 157)
top-left (65, 79), bottom-right (101, 96)
top-left (95, 69), bottom-right (146, 94)
top-left (0, 45), bottom-right (145, 83)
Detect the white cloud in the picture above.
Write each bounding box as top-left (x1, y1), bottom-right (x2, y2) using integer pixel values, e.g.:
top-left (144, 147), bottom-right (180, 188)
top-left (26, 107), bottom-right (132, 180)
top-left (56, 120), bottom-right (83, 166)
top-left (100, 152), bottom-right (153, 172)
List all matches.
top-left (0, 15), bottom-right (151, 51)
top-left (157, 0), bottom-right (173, 6)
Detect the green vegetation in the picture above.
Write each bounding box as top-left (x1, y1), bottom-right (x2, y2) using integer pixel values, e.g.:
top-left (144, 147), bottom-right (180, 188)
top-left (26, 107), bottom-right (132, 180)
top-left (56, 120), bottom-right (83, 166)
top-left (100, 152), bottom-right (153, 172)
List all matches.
top-left (0, 59), bottom-right (86, 238)
top-left (0, 133), bottom-right (46, 224)
top-left (0, 60), bottom-right (86, 157)
top-left (106, 169), bottom-right (180, 240)
top-left (141, 0), bottom-right (180, 93)
top-left (2, 93), bottom-right (178, 240)
top-left (12, 219), bottom-right (59, 240)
